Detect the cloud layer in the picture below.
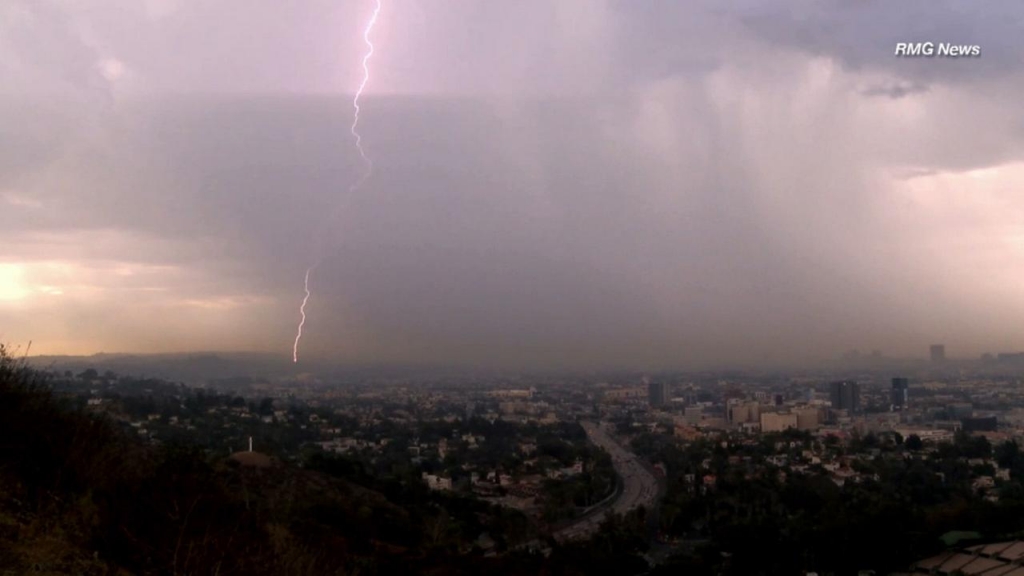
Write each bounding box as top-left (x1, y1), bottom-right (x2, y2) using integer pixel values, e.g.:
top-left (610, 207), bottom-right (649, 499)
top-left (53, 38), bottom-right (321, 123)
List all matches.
top-left (2, 1), bottom-right (1024, 368)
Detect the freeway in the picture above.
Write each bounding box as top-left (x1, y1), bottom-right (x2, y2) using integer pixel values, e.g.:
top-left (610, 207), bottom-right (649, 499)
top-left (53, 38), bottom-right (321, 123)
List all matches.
top-left (554, 421), bottom-right (660, 542)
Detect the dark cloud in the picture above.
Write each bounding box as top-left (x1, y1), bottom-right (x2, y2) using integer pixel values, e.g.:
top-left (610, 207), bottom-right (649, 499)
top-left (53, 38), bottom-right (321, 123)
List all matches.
top-left (733, 0), bottom-right (1024, 86)
top-left (2, 1), bottom-right (1024, 367)
top-left (861, 82), bottom-right (929, 99)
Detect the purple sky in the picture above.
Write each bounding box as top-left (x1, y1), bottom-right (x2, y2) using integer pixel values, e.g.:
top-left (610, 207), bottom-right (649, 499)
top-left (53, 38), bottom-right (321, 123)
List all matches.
top-left (2, 1), bottom-right (1023, 368)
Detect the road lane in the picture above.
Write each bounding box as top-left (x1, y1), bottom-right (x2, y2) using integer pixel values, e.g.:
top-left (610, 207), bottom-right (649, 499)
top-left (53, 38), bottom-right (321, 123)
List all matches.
top-left (554, 421), bottom-right (659, 542)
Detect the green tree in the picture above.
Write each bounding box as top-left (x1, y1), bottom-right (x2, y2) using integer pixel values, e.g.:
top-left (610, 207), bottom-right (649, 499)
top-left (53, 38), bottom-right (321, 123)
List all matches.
top-left (996, 440), bottom-right (1019, 469)
top-left (906, 434), bottom-right (924, 451)
top-left (258, 397), bottom-right (275, 415)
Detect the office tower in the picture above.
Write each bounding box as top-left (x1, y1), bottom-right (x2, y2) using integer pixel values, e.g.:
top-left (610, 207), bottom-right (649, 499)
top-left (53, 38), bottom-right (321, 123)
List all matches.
top-left (829, 380), bottom-right (860, 413)
top-left (683, 406), bottom-right (703, 425)
top-left (961, 416), bottom-right (997, 433)
top-left (728, 401), bottom-right (760, 424)
top-left (930, 344), bottom-right (946, 363)
top-left (891, 378), bottom-right (909, 411)
top-left (793, 406), bottom-right (822, 431)
top-left (648, 381), bottom-right (667, 408)
top-left (760, 412), bottom-right (799, 433)
top-left (947, 403), bottom-right (973, 419)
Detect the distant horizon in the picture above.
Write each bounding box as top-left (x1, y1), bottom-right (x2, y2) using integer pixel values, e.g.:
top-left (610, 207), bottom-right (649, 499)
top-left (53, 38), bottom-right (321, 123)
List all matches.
top-left (22, 345), bottom-right (1024, 373)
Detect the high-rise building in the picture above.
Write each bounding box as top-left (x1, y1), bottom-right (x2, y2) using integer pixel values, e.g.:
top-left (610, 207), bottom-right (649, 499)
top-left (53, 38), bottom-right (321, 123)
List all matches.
top-left (728, 401), bottom-right (760, 424)
top-left (947, 402), bottom-right (973, 419)
top-left (930, 344), bottom-right (946, 363)
top-left (961, 416), bottom-right (997, 433)
top-left (648, 381), bottom-right (667, 408)
top-left (683, 406), bottom-right (703, 425)
top-left (793, 406), bottom-right (822, 431)
top-left (829, 381), bottom-right (860, 413)
top-left (891, 378), bottom-right (909, 411)
top-left (760, 412), bottom-right (798, 433)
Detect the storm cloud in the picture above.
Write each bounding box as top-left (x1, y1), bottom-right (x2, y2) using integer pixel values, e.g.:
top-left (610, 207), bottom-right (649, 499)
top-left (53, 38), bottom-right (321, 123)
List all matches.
top-left (2, 1), bottom-right (1023, 368)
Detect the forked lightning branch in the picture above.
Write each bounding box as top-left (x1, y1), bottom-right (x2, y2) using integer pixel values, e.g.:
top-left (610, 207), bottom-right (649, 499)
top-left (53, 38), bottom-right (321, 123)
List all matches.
top-left (293, 0), bottom-right (382, 363)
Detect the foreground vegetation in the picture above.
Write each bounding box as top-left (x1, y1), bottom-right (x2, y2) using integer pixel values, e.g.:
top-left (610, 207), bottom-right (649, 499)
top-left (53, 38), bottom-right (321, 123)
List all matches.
top-left (0, 347), bottom-right (649, 575)
top-left (636, 428), bottom-right (1024, 575)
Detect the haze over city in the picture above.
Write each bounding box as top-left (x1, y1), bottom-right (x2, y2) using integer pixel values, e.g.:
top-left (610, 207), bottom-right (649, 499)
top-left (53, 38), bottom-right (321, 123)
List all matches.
top-left (3, 0), bottom-right (1024, 369)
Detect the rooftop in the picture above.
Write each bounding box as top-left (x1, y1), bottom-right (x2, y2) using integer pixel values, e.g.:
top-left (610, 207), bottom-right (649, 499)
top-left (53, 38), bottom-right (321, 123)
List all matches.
top-left (899, 540), bottom-right (1024, 575)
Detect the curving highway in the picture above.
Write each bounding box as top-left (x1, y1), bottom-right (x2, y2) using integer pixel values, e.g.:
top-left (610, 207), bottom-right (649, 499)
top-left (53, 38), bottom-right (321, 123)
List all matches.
top-left (555, 421), bottom-right (659, 541)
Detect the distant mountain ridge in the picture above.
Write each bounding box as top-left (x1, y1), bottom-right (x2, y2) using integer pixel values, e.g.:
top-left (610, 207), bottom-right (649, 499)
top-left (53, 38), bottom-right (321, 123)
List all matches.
top-left (25, 351), bottom-right (500, 385)
top-left (27, 352), bottom-right (293, 384)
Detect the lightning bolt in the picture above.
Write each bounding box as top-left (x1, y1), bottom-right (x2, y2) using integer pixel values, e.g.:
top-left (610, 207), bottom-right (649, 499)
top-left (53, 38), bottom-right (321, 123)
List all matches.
top-left (293, 0), bottom-right (382, 363)
top-left (292, 267), bottom-right (313, 363)
top-left (351, 0), bottom-right (380, 175)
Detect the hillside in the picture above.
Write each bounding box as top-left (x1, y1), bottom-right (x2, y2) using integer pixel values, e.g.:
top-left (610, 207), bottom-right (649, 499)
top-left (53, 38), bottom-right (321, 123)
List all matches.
top-left (1, 346), bottom-right (653, 575)
top-left (0, 347), bottom-right (530, 575)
